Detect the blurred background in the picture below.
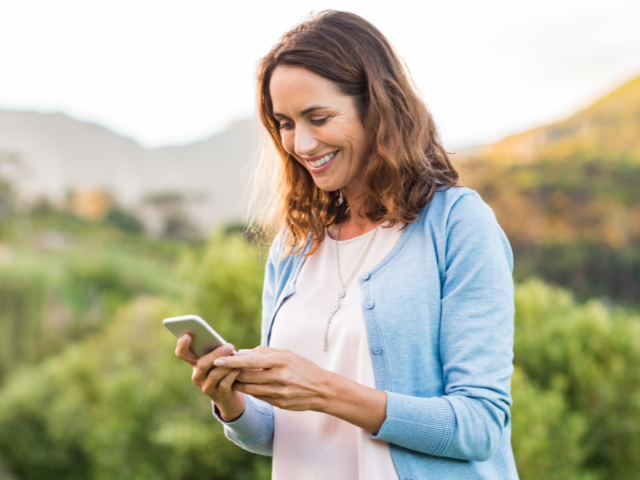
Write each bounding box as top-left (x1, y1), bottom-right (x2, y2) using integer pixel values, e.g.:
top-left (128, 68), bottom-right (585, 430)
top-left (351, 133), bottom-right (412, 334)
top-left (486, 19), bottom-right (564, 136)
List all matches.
top-left (0, 0), bottom-right (639, 479)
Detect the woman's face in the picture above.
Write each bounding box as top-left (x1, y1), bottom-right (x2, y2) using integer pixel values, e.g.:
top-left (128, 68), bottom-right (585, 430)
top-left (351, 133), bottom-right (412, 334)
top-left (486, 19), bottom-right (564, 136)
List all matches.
top-left (270, 66), bottom-right (367, 193)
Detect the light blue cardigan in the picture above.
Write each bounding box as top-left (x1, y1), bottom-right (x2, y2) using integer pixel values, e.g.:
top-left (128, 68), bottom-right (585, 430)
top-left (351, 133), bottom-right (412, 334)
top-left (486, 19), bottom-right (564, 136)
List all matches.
top-left (215, 187), bottom-right (519, 479)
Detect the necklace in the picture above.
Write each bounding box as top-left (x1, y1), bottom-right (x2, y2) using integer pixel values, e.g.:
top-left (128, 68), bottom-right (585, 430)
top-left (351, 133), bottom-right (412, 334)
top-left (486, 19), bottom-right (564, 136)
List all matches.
top-left (323, 222), bottom-right (378, 352)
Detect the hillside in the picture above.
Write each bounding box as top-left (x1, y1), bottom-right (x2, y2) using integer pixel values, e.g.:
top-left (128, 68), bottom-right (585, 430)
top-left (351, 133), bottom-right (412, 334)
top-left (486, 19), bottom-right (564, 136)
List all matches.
top-left (462, 76), bottom-right (640, 163)
top-left (459, 75), bottom-right (640, 304)
top-left (0, 111), bottom-right (259, 230)
top-left (2, 76), bottom-right (639, 302)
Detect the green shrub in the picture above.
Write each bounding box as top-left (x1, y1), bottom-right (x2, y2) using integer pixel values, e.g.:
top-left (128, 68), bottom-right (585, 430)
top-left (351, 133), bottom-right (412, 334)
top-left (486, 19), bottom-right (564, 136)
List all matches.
top-left (177, 231), bottom-right (265, 349)
top-left (513, 279), bottom-right (640, 479)
top-left (0, 271), bottom-right (46, 380)
top-left (0, 232), bottom-right (269, 480)
top-left (511, 367), bottom-right (594, 480)
top-left (0, 238), bottom-right (182, 383)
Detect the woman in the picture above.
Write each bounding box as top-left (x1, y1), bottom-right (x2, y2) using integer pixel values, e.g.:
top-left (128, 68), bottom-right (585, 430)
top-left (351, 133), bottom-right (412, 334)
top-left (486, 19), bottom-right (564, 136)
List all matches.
top-left (175, 10), bottom-right (518, 480)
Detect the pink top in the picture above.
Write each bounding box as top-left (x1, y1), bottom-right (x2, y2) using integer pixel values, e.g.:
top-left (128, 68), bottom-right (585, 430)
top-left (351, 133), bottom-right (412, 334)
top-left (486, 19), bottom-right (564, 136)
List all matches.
top-left (270, 222), bottom-right (404, 480)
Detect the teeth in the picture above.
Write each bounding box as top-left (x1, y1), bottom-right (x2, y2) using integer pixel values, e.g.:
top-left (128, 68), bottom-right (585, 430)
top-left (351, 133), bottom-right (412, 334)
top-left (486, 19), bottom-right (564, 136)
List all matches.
top-left (309, 151), bottom-right (337, 168)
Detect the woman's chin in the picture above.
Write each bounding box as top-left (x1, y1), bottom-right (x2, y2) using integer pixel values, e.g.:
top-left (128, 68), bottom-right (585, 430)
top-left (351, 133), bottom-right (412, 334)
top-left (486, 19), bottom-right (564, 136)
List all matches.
top-left (311, 177), bottom-right (343, 193)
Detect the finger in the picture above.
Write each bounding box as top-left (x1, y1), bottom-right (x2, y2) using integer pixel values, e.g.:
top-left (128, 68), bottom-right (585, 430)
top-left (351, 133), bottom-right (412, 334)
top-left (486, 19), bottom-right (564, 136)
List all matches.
top-left (236, 349), bottom-right (256, 356)
top-left (236, 368), bottom-right (273, 385)
top-left (175, 335), bottom-right (198, 365)
top-left (200, 343), bottom-right (235, 364)
top-left (194, 359), bottom-right (215, 384)
top-left (192, 343), bottom-right (235, 381)
top-left (214, 352), bottom-right (285, 370)
top-left (200, 364), bottom-right (234, 392)
top-left (233, 382), bottom-right (277, 397)
top-left (252, 346), bottom-right (288, 355)
top-left (218, 368), bottom-right (243, 391)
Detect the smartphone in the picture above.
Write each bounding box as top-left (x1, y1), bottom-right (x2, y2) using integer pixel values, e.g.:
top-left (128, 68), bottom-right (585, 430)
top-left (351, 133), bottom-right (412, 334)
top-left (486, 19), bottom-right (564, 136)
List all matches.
top-left (163, 315), bottom-right (230, 357)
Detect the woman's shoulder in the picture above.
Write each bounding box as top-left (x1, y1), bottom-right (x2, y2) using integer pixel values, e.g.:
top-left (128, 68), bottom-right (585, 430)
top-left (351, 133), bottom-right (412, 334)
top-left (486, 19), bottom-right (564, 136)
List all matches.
top-left (266, 228), bottom-right (308, 268)
top-left (421, 186), bottom-right (513, 270)
top-left (423, 186), bottom-right (498, 227)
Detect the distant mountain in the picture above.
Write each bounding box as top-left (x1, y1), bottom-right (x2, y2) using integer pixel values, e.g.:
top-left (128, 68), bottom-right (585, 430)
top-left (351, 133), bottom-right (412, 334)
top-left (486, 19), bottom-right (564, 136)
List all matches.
top-left (461, 75), bottom-right (640, 165)
top-left (0, 110), bottom-right (260, 230)
top-left (459, 75), bottom-right (640, 304)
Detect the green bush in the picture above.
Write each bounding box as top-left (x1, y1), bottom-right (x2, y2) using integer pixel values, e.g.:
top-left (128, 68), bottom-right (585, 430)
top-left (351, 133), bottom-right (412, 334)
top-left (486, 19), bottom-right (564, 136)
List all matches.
top-left (0, 298), bottom-right (269, 480)
top-left (513, 279), bottom-right (640, 479)
top-left (0, 233), bottom-right (269, 480)
top-left (0, 236), bottom-right (182, 383)
top-left (0, 271), bottom-right (46, 381)
top-left (177, 231), bottom-right (266, 349)
top-left (511, 367), bottom-right (594, 480)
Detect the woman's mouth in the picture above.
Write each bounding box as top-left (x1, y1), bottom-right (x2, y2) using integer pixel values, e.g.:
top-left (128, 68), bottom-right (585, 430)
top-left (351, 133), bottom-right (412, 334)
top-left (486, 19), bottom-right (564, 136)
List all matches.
top-left (305, 150), bottom-right (338, 172)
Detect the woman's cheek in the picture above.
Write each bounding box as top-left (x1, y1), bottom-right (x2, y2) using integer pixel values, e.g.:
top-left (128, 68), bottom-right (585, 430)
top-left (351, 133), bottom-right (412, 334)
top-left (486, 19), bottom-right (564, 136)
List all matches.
top-left (281, 132), bottom-right (295, 157)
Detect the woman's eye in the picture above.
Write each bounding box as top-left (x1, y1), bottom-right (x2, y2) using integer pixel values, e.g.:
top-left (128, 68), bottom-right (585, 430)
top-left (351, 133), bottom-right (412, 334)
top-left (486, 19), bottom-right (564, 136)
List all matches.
top-left (310, 117), bottom-right (329, 126)
top-left (279, 122), bottom-right (294, 130)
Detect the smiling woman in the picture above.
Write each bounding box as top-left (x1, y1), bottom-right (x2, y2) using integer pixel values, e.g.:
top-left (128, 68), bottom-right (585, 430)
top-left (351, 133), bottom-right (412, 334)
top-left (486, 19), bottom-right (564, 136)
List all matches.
top-left (253, 10), bottom-right (459, 252)
top-left (174, 10), bottom-right (518, 480)
top-left (270, 66), bottom-right (368, 197)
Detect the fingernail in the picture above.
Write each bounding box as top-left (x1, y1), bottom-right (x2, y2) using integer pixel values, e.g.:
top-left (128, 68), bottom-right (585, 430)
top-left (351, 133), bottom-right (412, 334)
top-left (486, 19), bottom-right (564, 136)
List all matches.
top-left (214, 359), bottom-right (226, 367)
top-left (180, 335), bottom-right (188, 343)
top-left (222, 344), bottom-right (233, 354)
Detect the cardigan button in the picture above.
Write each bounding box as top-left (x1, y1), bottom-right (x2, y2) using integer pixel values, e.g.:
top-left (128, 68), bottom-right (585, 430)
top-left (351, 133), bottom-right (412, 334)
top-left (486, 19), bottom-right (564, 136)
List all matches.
top-left (361, 272), bottom-right (370, 280)
top-left (372, 346), bottom-right (383, 355)
top-left (366, 301), bottom-right (374, 309)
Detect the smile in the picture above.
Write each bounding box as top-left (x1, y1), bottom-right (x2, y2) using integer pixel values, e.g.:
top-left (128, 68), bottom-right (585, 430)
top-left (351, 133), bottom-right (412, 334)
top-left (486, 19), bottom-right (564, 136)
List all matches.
top-left (306, 150), bottom-right (338, 169)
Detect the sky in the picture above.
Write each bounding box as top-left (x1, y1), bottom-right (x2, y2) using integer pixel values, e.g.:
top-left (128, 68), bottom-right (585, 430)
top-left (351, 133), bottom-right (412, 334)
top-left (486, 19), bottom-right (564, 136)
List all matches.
top-left (1, 0), bottom-right (639, 149)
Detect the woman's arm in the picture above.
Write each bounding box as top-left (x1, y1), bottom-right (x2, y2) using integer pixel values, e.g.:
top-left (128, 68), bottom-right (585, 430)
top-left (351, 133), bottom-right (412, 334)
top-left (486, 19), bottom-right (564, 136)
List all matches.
top-left (217, 346), bottom-right (388, 434)
top-left (372, 192), bottom-right (515, 461)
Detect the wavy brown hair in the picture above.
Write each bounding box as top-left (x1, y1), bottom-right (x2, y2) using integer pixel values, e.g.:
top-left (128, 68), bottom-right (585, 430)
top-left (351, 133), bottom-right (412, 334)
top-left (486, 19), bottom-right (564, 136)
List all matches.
top-left (251, 10), bottom-right (459, 255)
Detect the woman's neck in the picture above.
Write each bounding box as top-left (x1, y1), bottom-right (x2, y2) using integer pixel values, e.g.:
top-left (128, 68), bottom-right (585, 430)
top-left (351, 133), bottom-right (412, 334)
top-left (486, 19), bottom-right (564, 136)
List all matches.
top-left (329, 184), bottom-right (378, 241)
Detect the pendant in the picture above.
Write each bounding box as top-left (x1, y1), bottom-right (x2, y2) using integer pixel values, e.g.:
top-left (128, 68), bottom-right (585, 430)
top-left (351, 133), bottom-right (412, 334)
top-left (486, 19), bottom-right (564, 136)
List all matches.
top-left (332, 302), bottom-right (340, 314)
top-left (338, 287), bottom-right (346, 299)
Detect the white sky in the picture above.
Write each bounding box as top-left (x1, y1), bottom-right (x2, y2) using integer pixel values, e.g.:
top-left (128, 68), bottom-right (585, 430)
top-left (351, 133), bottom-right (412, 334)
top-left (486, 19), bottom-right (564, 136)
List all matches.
top-left (1, 0), bottom-right (639, 149)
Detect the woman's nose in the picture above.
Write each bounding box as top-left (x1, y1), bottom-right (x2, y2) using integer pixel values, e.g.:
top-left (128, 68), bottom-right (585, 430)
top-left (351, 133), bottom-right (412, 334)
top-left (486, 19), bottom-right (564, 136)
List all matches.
top-left (294, 126), bottom-right (319, 157)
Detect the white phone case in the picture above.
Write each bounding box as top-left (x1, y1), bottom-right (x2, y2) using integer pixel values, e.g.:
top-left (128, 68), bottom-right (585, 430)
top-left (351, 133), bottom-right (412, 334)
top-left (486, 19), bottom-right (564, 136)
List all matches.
top-left (163, 315), bottom-right (228, 357)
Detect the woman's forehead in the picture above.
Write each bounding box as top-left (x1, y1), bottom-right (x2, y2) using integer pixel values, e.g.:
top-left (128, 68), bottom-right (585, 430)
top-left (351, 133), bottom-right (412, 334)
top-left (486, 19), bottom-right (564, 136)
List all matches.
top-left (270, 66), bottom-right (346, 115)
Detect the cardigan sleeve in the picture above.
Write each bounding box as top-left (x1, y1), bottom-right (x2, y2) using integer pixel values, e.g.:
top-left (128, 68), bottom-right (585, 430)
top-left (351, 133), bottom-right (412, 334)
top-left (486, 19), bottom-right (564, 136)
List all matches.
top-left (210, 234), bottom-right (282, 456)
top-left (212, 394), bottom-right (274, 456)
top-left (374, 192), bottom-right (515, 462)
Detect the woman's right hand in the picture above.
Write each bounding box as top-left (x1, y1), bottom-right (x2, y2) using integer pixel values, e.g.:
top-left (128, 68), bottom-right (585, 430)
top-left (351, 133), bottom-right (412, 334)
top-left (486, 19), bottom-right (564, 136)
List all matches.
top-left (174, 334), bottom-right (245, 422)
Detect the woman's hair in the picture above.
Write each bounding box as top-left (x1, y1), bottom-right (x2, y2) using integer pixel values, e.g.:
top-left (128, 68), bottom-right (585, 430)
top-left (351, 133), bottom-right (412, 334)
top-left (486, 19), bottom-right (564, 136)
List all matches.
top-left (249, 10), bottom-right (459, 255)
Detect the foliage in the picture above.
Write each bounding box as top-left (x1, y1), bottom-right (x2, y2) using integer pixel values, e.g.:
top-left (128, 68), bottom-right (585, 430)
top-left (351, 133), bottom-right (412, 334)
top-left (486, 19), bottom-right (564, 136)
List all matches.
top-left (177, 231), bottom-right (266, 349)
top-left (512, 242), bottom-right (640, 305)
top-left (0, 150), bottom-right (20, 223)
top-left (461, 75), bottom-right (640, 305)
top-left (102, 206), bottom-right (144, 234)
top-left (0, 270), bottom-right (46, 381)
top-left (511, 367), bottom-right (594, 480)
top-left (513, 279), bottom-right (640, 480)
top-left (0, 212), bottom-right (184, 384)
top-left (0, 232), bottom-right (270, 480)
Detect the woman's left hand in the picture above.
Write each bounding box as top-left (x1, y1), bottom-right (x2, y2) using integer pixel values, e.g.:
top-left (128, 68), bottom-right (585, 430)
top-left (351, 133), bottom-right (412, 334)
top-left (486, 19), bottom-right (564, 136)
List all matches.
top-left (214, 346), bottom-right (388, 433)
top-left (214, 346), bottom-right (331, 412)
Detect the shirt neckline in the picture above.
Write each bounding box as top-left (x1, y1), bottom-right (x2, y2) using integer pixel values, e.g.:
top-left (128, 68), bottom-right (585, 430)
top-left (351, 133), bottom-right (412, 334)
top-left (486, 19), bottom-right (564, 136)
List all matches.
top-left (326, 224), bottom-right (380, 245)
